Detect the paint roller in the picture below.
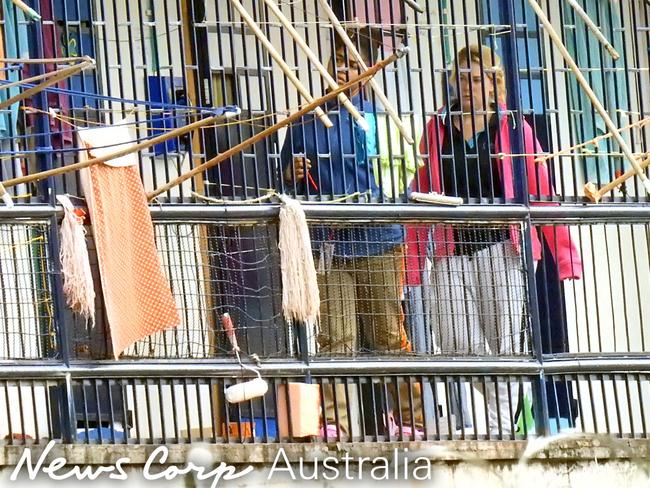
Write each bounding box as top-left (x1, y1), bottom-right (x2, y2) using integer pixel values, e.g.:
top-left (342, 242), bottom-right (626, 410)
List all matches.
top-left (221, 313), bottom-right (269, 403)
top-left (410, 191), bottom-right (463, 206)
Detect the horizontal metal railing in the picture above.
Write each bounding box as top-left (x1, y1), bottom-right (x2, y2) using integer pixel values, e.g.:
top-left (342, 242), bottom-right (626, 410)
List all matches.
top-left (4, 356), bottom-right (650, 380)
top-left (3, 203), bottom-right (650, 220)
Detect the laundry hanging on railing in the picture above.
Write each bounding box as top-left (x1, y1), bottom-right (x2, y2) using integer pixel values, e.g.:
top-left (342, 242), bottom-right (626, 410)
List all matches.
top-left (77, 124), bottom-right (180, 359)
top-left (24, 0), bottom-right (73, 149)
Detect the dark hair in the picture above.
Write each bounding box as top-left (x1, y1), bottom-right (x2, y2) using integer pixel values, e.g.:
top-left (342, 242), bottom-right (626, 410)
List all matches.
top-left (333, 26), bottom-right (381, 66)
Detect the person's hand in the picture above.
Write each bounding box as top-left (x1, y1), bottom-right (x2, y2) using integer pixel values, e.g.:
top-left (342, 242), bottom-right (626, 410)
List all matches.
top-left (285, 156), bottom-right (311, 182)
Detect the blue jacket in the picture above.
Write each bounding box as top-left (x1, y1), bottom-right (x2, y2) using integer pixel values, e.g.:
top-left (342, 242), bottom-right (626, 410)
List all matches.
top-left (280, 95), bottom-right (403, 258)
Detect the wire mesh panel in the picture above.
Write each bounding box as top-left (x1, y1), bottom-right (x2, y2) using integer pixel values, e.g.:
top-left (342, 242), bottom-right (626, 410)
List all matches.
top-left (71, 220), bottom-right (290, 359)
top-left (0, 222), bottom-right (56, 359)
top-left (310, 220), bottom-right (532, 359)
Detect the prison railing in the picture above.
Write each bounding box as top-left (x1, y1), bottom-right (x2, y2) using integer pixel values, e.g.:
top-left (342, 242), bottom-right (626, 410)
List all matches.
top-left (0, 0), bottom-right (648, 205)
top-left (0, 203), bottom-right (648, 445)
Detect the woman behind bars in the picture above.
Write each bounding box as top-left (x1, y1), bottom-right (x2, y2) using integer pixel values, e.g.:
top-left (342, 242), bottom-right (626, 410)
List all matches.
top-left (406, 44), bottom-right (582, 436)
top-left (280, 29), bottom-right (423, 439)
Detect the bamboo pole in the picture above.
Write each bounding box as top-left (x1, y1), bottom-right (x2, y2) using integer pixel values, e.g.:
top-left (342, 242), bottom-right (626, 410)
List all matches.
top-left (10, 0), bottom-right (41, 21)
top-left (0, 182), bottom-right (12, 207)
top-left (535, 115), bottom-right (650, 163)
top-left (0, 111), bottom-right (236, 190)
top-left (401, 0), bottom-right (425, 14)
top-left (0, 58), bottom-right (94, 110)
top-left (0, 62), bottom-right (90, 92)
top-left (229, 0), bottom-right (333, 129)
top-left (527, 0), bottom-right (650, 195)
top-left (0, 56), bottom-right (87, 64)
top-left (584, 154), bottom-right (650, 202)
top-left (317, 0), bottom-right (414, 145)
top-left (147, 48), bottom-right (407, 201)
top-left (262, 0), bottom-right (370, 132)
top-left (566, 0), bottom-right (619, 60)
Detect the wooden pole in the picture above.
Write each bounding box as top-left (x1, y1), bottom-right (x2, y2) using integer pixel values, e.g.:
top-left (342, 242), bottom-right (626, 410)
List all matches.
top-left (229, 0), bottom-right (333, 129)
top-left (584, 154), bottom-right (650, 202)
top-left (401, 0), bottom-right (425, 14)
top-left (0, 56), bottom-right (87, 64)
top-left (10, 0), bottom-right (41, 21)
top-left (0, 58), bottom-right (94, 110)
top-left (317, 0), bottom-right (414, 145)
top-left (566, 0), bottom-right (619, 60)
top-left (147, 49), bottom-right (407, 200)
top-left (527, 0), bottom-right (650, 195)
top-left (0, 62), bottom-right (90, 92)
top-left (262, 0), bottom-right (369, 132)
top-left (0, 112), bottom-right (232, 190)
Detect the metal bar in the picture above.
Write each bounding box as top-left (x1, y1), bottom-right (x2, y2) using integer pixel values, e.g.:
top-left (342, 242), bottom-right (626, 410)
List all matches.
top-left (3, 202), bottom-right (650, 224)
top-left (501, 0), bottom-right (549, 435)
top-left (25, 8), bottom-right (77, 443)
top-left (3, 355), bottom-right (650, 379)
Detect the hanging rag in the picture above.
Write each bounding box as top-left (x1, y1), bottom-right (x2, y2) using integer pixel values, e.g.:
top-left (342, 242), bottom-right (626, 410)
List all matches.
top-left (78, 124), bottom-right (180, 359)
top-left (57, 194), bottom-right (95, 324)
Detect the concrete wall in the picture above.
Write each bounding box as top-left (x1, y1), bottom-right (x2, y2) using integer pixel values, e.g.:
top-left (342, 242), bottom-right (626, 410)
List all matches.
top-left (1, 438), bottom-right (649, 487)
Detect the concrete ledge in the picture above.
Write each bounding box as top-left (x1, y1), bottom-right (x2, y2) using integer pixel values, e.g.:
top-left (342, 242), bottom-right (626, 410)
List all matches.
top-left (1, 436), bottom-right (649, 466)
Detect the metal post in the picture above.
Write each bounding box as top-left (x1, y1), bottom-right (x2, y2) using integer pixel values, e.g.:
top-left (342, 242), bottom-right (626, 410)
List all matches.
top-left (27, 0), bottom-right (76, 443)
top-left (499, 0), bottom-right (550, 436)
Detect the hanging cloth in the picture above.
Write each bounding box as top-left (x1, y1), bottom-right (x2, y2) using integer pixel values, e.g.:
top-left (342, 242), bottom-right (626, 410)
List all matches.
top-left (78, 125), bottom-right (180, 359)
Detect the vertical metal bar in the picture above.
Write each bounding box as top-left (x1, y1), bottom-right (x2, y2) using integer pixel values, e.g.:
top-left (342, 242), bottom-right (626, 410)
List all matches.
top-left (157, 378), bottom-right (167, 442)
top-left (105, 379), bottom-right (116, 444)
top-left (637, 374), bottom-right (647, 438)
top-left (143, 379), bottom-right (154, 443)
top-left (623, 0), bottom-right (642, 201)
top-left (601, 375), bottom-right (611, 434)
top-left (499, 0), bottom-right (549, 437)
top-left (26, 0), bottom-right (76, 443)
top-left (16, 380), bottom-right (26, 443)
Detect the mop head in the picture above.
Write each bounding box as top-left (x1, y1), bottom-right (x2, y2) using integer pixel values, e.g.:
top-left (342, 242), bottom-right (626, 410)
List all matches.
top-left (277, 194), bottom-right (320, 325)
top-left (57, 195), bottom-right (95, 324)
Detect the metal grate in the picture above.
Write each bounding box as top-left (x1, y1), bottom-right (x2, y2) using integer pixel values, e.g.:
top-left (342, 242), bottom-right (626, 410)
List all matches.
top-left (0, 223), bottom-right (56, 360)
top-left (533, 219), bottom-right (650, 355)
top-left (1, 0), bottom-right (647, 204)
top-left (0, 379), bottom-right (60, 445)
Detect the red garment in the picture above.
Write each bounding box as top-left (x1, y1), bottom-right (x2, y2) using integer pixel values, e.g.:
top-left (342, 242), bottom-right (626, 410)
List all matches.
top-left (25, 0), bottom-right (73, 148)
top-left (405, 105), bottom-right (583, 285)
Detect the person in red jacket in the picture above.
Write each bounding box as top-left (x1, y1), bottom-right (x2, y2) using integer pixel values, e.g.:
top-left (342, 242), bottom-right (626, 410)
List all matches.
top-left (406, 45), bottom-right (582, 435)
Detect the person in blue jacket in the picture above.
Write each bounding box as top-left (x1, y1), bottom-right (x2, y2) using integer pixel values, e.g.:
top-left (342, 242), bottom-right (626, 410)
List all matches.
top-left (280, 29), bottom-right (423, 439)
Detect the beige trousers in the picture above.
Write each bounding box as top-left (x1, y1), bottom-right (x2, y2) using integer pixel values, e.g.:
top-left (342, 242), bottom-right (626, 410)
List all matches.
top-left (317, 245), bottom-right (423, 434)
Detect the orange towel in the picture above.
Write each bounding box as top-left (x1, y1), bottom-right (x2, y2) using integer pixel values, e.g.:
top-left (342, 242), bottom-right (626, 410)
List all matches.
top-left (78, 127), bottom-right (179, 358)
